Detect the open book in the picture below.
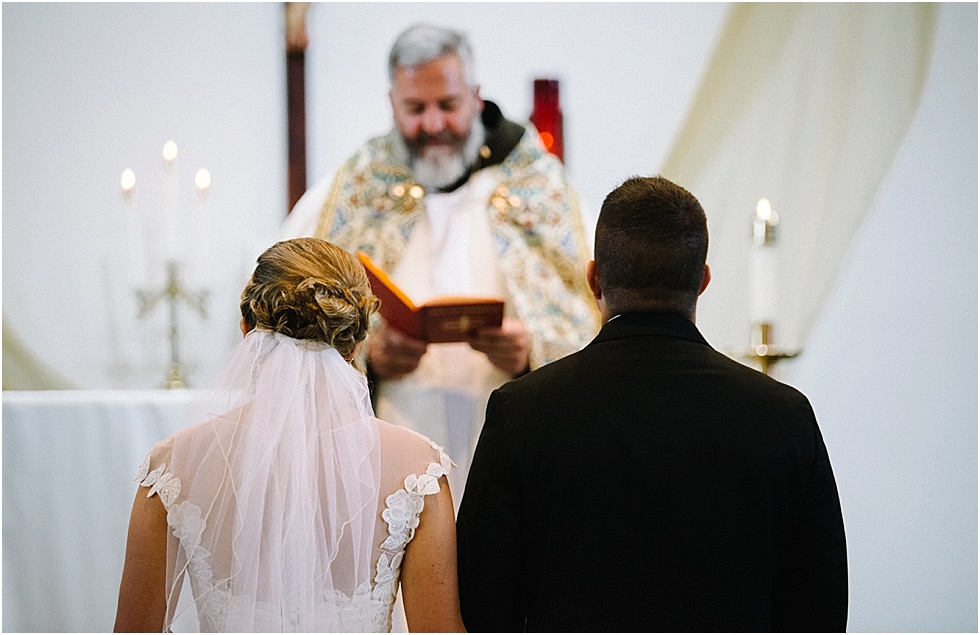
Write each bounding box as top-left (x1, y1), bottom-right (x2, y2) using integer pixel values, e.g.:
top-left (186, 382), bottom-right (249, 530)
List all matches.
top-left (356, 251), bottom-right (505, 343)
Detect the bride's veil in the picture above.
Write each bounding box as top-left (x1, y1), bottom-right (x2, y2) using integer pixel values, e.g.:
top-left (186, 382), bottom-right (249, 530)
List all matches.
top-left (163, 329), bottom-right (381, 631)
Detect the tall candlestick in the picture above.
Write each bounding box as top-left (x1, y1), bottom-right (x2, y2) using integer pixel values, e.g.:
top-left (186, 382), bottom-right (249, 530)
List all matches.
top-left (163, 140), bottom-right (179, 260)
top-left (751, 198), bottom-right (779, 325)
top-left (121, 168), bottom-right (147, 288)
top-left (194, 168), bottom-right (212, 289)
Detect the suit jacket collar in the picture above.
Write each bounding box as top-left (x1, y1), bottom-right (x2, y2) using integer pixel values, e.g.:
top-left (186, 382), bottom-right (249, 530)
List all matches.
top-left (592, 312), bottom-right (710, 348)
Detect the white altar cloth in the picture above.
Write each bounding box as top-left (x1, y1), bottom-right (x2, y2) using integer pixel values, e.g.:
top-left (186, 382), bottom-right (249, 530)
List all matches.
top-left (2, 390), bottom-right (197, 632)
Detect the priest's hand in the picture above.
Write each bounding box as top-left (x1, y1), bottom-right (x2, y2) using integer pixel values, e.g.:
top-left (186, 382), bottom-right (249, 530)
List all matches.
top-left (467, 317), bottom-right (531, 377)
top-left (368, 321), bottom-right (428, 379)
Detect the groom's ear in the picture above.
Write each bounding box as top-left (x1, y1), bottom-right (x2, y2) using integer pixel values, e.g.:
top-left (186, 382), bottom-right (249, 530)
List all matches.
top-left (587, 260), bottom-right (602, 301)
top-left (587, 259), bottom-right (611, 321)
top-left (698, 264), bottom-right (711, 296)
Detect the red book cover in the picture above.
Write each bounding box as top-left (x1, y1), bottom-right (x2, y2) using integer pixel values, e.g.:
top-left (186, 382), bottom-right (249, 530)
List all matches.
top-left (356, 251), bottom-right (505, 343)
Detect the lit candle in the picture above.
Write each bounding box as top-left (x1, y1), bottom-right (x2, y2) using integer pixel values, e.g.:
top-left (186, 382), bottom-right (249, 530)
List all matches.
top-left (194, 168), bottom-right (212, 288)
top-left (163, 140), bottom-right (179, 261)
top-left (751, 198), bottom-right (779, 326)
top-left (121, 168), bottom-right (147, 287)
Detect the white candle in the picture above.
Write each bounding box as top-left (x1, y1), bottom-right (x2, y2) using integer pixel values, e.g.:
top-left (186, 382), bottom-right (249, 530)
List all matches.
top-left (121, 168), bottom-right (147, 287)
top-left (163, 140), bottom-right (179, 261)
top-left (751, 198), bottom-right (779, 325)
top-left (194, 168), bottom-right (212, 289)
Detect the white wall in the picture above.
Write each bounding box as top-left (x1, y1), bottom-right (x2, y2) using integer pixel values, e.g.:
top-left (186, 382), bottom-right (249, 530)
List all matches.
top-left (781, 4), bottom-right (978, 630)
top-left (1, 2), bottom-right (975, 631)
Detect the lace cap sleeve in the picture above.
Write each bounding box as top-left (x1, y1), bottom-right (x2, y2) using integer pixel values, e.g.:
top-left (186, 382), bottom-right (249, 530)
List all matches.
top-left (412, 439), bottom-right (454, 492)
top-left (378, 426), bottom-right (454, 555)
top-left (134, 441), bottom-right (181, 509)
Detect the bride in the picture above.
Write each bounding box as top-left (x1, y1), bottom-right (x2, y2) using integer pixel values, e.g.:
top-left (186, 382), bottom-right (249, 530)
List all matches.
top-left (114, 238), bottom-right (465, 632)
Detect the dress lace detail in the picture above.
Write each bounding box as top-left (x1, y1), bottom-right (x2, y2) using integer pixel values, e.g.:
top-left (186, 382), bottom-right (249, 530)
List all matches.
top-left (134, 455), bottom-right (182, 508)
top-left (375, 444), bottom-right (454, 615)
top-left (135, 445), bottom-right (452, 632)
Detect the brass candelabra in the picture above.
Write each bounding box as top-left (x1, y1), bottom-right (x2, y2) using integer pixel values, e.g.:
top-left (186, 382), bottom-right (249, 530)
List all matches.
top-left (736, 322), bottom-right (800, 376)
top-left (137, 261), bottom-right (208, 388)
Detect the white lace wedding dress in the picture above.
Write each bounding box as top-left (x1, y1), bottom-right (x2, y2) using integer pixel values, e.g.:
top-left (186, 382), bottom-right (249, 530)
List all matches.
top-left (137, 421), bottom-right (451, 632)
top-left (133, 331), bottom-right (453, 632)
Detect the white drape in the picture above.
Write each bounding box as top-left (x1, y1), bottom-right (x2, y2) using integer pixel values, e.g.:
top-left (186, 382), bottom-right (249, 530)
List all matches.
top-left (2, 314), bottom-right (76, 389)
top-left (661, 3), bottom-right (938, 351)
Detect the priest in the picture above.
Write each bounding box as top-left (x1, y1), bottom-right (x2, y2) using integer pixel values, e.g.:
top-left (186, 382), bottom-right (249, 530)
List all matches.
top-left (282, 23), bottom-right (599, 497)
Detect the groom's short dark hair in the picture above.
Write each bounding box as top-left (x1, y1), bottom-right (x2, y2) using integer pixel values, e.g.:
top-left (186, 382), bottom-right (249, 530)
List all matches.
top-left (594, 176), bottom-right (708, 317)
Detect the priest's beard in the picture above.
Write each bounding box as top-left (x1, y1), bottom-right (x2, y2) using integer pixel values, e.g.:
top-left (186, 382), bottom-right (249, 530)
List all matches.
top-left (393, 115), bottom-right (485, 191)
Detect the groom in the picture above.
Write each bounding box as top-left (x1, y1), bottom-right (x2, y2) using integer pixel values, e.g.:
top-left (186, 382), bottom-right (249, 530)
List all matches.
top-left (456, 176), bottom-right (848, 631)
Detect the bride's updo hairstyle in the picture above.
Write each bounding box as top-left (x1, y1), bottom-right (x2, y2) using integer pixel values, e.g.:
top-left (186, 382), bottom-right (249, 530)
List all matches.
top-left (240, 238), bottom-right (380, 359)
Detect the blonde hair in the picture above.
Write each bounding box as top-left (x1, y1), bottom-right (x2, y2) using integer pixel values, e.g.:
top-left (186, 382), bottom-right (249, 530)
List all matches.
top-left (240, 238), bottom-right (380, 359)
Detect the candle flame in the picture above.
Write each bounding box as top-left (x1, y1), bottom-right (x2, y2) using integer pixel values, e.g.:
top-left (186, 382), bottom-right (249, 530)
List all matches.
top-left (121, 168), bottom-right (136, 193)
top-left (163, 140), bottom-right (178, 162)
top-left (756, 198), bottom-right (772, 221)
top-left (195, 168), bottom-right (211, 191)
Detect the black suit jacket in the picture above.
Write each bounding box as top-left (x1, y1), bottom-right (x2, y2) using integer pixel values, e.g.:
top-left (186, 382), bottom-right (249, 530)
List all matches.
top-left (456, 312), bottom-right (847, 632)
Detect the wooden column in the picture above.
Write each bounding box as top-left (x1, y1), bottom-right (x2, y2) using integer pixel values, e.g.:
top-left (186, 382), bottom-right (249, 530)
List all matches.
top-left (286, 49), bottom-right (306, 213)
top-left (285, 3), bottom-right (310, 214)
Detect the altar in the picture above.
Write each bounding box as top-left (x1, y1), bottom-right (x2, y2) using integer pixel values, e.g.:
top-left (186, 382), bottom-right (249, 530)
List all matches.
top-left (2, 390), bottom-right (195, 632)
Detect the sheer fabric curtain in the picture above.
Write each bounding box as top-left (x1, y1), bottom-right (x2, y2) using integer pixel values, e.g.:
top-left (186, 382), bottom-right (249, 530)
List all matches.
top-left (661, 3), bottom-right (938, 352)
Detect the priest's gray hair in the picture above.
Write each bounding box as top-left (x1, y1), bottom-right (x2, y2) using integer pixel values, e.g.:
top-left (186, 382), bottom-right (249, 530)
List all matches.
top-left (388, 24), bottom-right (477, 87)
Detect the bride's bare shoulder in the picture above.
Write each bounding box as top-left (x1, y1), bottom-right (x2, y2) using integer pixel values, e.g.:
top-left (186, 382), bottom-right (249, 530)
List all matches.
top-left (376, 418), bottom-right (438, 451)
top-left (376, 419), bottom-right (452, 475)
